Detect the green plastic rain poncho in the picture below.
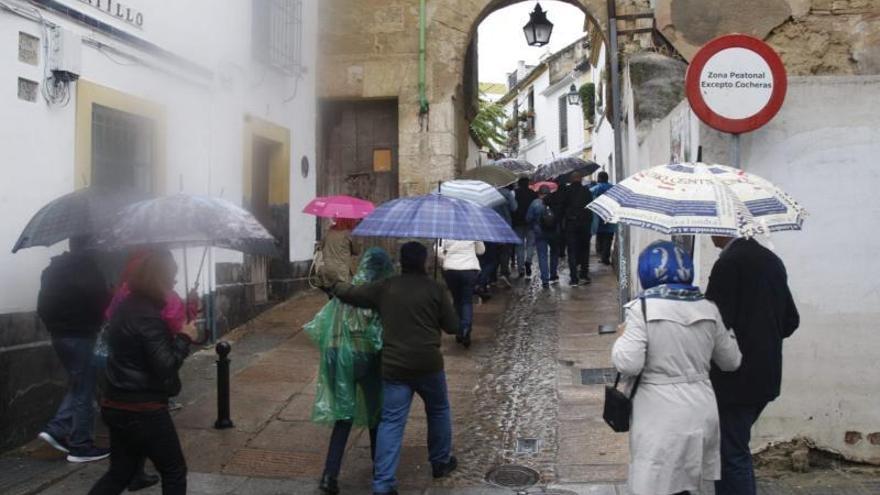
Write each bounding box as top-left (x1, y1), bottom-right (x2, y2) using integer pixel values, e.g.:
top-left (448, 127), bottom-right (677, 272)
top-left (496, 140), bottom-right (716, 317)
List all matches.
top-left (304, 247), bottom-right (395, 427)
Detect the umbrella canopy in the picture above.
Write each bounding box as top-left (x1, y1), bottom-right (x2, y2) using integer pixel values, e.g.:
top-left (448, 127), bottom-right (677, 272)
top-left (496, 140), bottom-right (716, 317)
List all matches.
top-left (12, 186), bottom-right (146, 253)
top-left (534, 157), bottom-right (601, 182)
top-left (588, 162), bottom-right (807, 237)
top-left (488, 158), bottom-right (535, 175)
top-left (459, 165), bottom-right (518, 187)
top-left (529, 181), bottom-right (559, 193)
top-left (433, 180), bottom-right (506, 208)
top-left (302, 195), bottom-right (375, 219)
top-left (353, 194), bottom-right (520, 244)
top-left (96, 194), bottom-right (279, 256)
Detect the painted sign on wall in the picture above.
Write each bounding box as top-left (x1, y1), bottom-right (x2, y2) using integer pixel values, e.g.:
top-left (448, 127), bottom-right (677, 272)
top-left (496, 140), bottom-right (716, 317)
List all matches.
top-left (76, 0), bottom-right (144, 29)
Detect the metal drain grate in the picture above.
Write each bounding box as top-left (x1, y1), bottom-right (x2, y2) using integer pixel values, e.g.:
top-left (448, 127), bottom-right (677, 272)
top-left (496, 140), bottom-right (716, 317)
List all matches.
top-left (580, 367), bottom-right (617, 385)
top-left (485, 464), bottom-right (540, 489)
top-left (516, 438), bottom-right (539, 453)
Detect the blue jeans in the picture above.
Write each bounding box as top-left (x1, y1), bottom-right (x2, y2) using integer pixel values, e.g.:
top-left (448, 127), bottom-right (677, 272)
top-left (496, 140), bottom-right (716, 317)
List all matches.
top-left (535, 232), bottom-right (559, 284)
top-left (514, 226), bottom-right (535, 271)
top-left (443, 269), bottom-right (478, 338)
top-left (372, 372), bottom-right (453, 493)
top-left (46, 336), bottom-right (98, 452)
top-left (715, 402), bottom-right (767, 495)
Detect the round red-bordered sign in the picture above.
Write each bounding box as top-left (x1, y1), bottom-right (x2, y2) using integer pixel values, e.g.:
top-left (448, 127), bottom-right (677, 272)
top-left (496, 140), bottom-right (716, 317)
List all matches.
top-left (686, 34), bottom-right (787, 134)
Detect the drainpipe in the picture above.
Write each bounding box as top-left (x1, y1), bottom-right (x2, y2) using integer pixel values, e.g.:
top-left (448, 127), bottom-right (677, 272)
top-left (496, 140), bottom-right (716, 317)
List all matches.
top-left (419, 0), bottom-right (429, 114)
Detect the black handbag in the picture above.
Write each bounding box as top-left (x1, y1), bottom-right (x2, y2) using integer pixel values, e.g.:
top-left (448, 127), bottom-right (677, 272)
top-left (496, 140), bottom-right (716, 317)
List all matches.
top-left (603, 298), bottom-right (646, 433)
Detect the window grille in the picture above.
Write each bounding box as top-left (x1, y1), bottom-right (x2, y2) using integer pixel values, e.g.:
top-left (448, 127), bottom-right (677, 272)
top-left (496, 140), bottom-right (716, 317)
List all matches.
top-left (252, 0), bottom-right (304, 75)
top-left (558, 95), bottom-right (568, 150)
top-left (91, 104), bottom-right (155, 192)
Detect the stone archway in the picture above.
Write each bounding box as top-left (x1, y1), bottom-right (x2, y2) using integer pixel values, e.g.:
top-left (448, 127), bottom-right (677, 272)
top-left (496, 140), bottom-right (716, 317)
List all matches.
top-left (316, 0), bottom-right (642, 197)
top-left (413, 1), bottom-right (608, 190)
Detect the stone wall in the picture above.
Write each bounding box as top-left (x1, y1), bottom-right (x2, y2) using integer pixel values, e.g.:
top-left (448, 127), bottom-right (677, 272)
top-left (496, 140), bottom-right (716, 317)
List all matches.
top-left (656, 0), bottom-right (880, 75)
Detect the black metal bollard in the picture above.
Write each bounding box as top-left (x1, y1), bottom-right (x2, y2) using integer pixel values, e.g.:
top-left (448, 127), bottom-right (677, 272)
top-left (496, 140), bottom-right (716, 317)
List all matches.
top-left (214, 341), bottom-right (234, 429)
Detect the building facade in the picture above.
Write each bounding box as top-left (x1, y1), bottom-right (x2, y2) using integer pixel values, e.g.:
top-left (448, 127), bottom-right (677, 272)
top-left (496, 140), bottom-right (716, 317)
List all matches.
top-left (498, 37), bottom-right (596, 169)
top-left (0, 0), bottom-right (318, 451)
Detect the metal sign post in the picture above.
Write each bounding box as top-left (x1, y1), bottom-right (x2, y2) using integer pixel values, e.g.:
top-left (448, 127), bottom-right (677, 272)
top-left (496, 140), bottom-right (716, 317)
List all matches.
top-left (607, 0), bottom-right (629, 322)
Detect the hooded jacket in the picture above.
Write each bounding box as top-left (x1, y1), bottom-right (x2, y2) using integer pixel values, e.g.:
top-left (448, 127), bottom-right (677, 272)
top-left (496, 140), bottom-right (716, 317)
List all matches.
top-left (37, 251), bottom-right (110, 338)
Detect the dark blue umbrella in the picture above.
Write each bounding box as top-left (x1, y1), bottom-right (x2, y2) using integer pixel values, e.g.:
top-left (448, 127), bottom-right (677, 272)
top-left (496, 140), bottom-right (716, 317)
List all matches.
top-left (12, 186), bottom-right (146, 253)
top-left (352, 194), bottom-right (520, 244)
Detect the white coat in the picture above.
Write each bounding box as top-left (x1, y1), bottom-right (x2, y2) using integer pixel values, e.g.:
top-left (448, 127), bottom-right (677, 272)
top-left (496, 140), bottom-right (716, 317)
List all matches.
top-left (612, 296), bottom-right (742, 495)
top-left (438, 240), bottom-right (485, 271)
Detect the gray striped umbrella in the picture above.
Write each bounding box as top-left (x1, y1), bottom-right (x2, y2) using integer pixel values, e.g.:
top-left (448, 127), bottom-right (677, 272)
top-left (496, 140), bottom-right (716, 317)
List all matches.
top-left (433, 180), bottom-right (506, 208)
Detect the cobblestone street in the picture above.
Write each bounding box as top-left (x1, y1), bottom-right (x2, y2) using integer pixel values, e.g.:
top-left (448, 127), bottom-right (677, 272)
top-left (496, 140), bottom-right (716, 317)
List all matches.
top-left (2, 259), bottom-right (878, 494)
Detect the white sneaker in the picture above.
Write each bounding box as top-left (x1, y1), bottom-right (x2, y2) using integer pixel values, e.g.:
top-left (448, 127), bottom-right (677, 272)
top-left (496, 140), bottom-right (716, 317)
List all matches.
top-left (38, 432), bottom-right (69, 453)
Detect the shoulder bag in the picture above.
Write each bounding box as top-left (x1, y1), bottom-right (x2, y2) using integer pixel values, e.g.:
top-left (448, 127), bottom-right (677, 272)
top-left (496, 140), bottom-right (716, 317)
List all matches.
top-left (603, 297), bottom-right (647, 433)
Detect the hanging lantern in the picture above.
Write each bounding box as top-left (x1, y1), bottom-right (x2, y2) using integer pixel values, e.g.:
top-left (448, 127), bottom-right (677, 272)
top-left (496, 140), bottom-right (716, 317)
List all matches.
top-left (523, 3), bottom-right (553, 47)
top-left (567, 84), bottom-right (581, 105)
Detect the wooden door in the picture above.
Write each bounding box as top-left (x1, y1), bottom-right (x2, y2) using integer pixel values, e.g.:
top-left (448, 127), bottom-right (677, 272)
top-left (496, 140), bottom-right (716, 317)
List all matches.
top-left (319, 100), bottom-right (399, 205)
top-left (319, 100), bottom-right (399, 254)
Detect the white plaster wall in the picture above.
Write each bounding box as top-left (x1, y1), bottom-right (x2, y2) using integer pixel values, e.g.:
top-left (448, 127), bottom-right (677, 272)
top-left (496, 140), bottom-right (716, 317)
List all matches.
top-left (624, 74), bottom-right (880, 462)
top-left (0, 0), bottom-right (317, 313)
top-left (723, 76), bottom-right (880, 463)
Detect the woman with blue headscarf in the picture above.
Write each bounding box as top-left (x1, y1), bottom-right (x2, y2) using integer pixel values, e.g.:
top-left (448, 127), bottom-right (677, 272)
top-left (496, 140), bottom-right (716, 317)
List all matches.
top-left (612, 241), bottom-right (742, 495)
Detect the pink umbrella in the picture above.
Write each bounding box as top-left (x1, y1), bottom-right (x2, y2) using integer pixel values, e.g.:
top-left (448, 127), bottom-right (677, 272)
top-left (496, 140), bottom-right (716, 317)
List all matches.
top-left (530, 181), bottom-right (559, 193)
top-left (302, 195), bottom-right (375, 219)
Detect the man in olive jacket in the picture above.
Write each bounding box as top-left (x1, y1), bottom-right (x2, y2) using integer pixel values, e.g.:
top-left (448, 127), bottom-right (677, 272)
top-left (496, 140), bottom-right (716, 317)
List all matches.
top-left (332, 242), bottom-right (459, 495)
top-left (707, 236), bottom-right (800, 495)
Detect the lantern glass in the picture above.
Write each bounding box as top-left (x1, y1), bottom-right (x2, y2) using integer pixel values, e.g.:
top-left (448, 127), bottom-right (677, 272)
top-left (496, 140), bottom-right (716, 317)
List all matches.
top-left (567, 84), bottom-right (580, 105)
top-left (522, 3), bottom-right (553, 47)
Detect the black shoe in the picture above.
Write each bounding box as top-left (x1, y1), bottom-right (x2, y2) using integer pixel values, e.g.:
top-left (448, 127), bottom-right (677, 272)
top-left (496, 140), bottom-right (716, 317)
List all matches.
top-left (319, 474), bottom-right (339, 495)
top-left (432, 455), bottom-right (458, 478)
top-left (579, 276), bottom-right (592, 285)
top-left (525, 263), bottom-right (532, 277)
top-left (549, 275), bottom-right (559, 283)
top-left (541, 282), bottom-right (550, 289)
top-left (518, 271), bottom-right (526, 279)
top-left (569, 279), bottom-right (579, 287)
top-left (127, 472), bottom-right (159, 492)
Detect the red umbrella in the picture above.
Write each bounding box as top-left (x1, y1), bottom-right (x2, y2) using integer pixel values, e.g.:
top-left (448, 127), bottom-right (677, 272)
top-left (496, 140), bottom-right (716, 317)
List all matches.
top-left (529, 181), bottom-right (559, 193)
top-left (302, 195), bottom-right (375, 219)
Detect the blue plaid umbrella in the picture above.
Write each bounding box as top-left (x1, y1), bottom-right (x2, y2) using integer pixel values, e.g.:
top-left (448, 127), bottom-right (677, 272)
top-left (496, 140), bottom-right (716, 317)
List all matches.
top-left (353, 194), bottom-right (520, 244)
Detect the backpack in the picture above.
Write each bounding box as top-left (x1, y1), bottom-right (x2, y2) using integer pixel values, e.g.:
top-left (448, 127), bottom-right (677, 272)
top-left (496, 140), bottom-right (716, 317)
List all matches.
top-left (540, 204), bottom-right (557, 231)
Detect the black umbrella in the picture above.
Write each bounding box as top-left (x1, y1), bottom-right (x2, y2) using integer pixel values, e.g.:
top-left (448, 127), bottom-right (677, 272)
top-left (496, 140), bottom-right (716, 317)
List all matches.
top-left (12, 186), bottom-right (146, 253)
top-left (534, 157), bottom-right (601, 182)
top-left (487, 158), bottom-right (535, 176)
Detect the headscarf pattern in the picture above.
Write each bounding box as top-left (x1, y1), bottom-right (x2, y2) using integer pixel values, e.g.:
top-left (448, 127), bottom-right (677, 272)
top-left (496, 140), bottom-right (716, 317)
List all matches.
top-left (637, 240), bottom-right (703, 301)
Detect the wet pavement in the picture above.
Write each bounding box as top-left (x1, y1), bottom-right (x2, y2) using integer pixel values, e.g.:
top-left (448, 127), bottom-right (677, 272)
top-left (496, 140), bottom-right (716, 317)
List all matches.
top-left (3, 254), bottom-right (879, 494)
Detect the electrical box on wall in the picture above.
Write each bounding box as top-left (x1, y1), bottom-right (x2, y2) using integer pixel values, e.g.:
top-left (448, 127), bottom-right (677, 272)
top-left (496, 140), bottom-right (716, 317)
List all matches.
top-left (48, 27), bottom-right (81, 82)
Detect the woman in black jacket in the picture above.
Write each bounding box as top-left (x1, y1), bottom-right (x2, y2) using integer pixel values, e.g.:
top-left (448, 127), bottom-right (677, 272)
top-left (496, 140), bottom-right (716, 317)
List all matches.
top-left (89, 250), bottom-right (197, 495)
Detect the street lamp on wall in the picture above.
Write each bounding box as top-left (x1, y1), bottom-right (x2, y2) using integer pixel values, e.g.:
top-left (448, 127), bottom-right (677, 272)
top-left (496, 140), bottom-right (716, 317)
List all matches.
top-left (567, 84), bottom-right (580, 105)
top-left (523, 3), bottom-right (553, 47)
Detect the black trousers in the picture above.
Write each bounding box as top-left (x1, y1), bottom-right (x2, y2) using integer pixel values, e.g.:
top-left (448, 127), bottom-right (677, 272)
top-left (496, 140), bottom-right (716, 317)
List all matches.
top-left (564, 226), bottom-right (591, 282)
top-left (89, 408), bottom-right (187, 495)
top-left (596, 233), bottom-right (614, 264)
